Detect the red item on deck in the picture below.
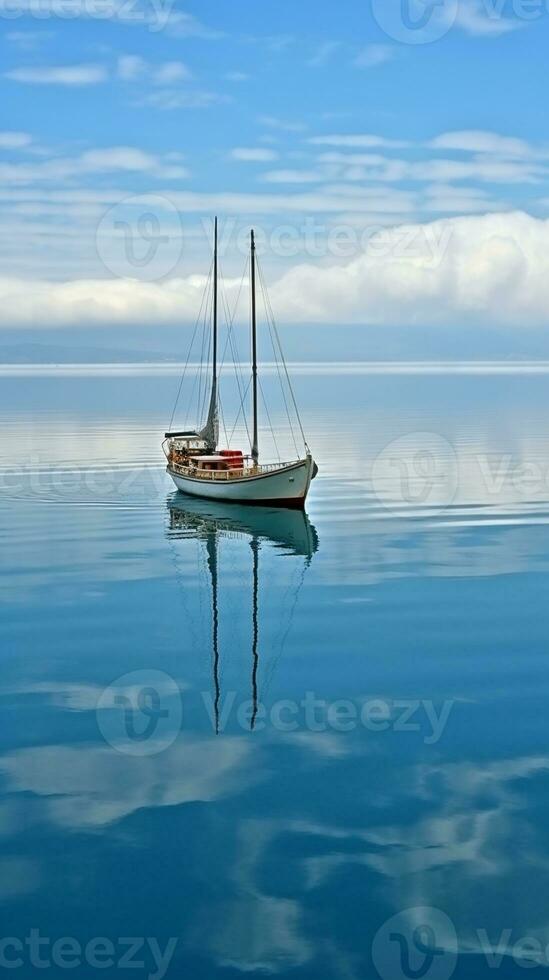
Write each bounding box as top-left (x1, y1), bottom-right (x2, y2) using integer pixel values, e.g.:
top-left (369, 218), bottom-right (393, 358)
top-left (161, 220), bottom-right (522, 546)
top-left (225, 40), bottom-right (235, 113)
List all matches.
top-left (219, 450), bottom-right (243, 458)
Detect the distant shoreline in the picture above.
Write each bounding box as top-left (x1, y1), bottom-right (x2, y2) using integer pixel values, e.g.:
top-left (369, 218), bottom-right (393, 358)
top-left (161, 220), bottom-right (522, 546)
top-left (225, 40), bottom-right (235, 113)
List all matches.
top-left (3, 361), bottom-right (549, 376)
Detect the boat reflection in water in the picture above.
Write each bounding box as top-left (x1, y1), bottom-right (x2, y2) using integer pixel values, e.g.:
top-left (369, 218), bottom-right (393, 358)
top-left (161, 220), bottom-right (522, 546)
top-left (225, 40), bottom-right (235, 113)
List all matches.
top-left (167, 495), bottom-right (319, 733)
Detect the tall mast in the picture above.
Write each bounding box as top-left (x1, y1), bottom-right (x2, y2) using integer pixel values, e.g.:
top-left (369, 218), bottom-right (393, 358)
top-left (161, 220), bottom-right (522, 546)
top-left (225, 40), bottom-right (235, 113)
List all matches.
top-left (213, 216), bottom-right (218, 393)
top-left (251, 230), bottom-right (259, 465)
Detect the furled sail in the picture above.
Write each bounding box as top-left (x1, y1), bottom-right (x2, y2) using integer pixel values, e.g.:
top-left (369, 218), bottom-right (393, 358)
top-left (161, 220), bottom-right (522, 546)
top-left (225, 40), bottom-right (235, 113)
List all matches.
top-left (198, 380), bottom-right (219, 451)
top-left (197, 215), bottom-right (219, 452)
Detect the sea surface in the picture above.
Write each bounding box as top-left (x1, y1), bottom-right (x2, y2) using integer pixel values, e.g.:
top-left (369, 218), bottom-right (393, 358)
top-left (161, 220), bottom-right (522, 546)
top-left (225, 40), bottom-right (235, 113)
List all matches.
top-left (2, 364), bottom-right (549, 979)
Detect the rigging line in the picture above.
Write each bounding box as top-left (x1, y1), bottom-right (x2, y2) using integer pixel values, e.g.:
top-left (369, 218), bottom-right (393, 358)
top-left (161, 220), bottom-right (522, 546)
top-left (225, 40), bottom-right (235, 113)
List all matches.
top-left (227, 326), bottom-right (252, 450)
top-left (218, 296), bottom-right (234, 372)
top-left (219, 257), bottom-right (253, 422)
top-left (257, 258), bottom-right (308, 451)
top-left (268, 315), bottom-right (300, 459)
top-left (228, 376), bottom-right (252, 447)
top-left (217, 285), bottom-right (242, 415)
top-left (261, 558), bottom-right (310, 702)
top-left (198, 282), bottom-right (214, 428)
top-left (255, 260), bottom-right (299, 453)
top-left (182, 262), bottom-right (212, 431)
top-left (200, 275), bottom-right (214, 423)
top-left (220, 253), bottom-right (248, 325)
top-left (258, 378), bottom-right (281, 463)
top-left (217, 267), bottom-right (237, 371)
top-left (218, 255), bottom-right (253, 452)
top-left (219, 394), bottom-right (230, 449)
top-left (184, 319), bottom-right (206, 431)
top-left (194, 308), bottom-right (208, 430)
top-left (182, 362), bottom-right (200, 433)
top-left (184, 262), bottom-right (213, 430)
top-left (218, 256), bottom-right (248, 368)
top-left (196, 259), bottom-right (215, 427)
top-left (168, 256), bottom-right (213, 431)
top-left (183, 305), bottom-right (207, 432)
top-left (259, 273), bottom-right (300, 459)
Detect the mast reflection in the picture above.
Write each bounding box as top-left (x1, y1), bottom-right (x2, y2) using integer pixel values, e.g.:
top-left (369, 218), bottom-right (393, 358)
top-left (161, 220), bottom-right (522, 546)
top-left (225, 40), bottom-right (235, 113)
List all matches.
top-left (167, 497), bottom-right (319, 733)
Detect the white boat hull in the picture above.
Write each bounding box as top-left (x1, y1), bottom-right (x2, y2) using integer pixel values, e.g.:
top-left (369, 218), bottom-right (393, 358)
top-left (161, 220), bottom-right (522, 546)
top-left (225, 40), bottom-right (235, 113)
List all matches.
top-left (168, 456), bottom-right (315, 508)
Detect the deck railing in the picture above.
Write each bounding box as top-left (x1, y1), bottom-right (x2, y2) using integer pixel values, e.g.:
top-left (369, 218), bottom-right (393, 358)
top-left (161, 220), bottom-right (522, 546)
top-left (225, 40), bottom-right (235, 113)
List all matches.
top-left (169, 460), bottom-right (299, 481)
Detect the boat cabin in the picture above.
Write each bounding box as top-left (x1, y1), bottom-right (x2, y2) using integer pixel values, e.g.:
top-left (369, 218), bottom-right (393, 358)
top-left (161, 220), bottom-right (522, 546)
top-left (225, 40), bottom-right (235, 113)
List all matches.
top-left (194, 451), bottom-right (245, 472)
top-left (165, 434), bottom-right (246, 472)
top-left (197, 455), bottom-right (232, 472)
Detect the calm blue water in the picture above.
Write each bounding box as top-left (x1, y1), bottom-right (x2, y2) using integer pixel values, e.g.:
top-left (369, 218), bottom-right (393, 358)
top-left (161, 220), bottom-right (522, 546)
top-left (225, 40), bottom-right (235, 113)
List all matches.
top-left (2, 365), bottom-right (549, 979)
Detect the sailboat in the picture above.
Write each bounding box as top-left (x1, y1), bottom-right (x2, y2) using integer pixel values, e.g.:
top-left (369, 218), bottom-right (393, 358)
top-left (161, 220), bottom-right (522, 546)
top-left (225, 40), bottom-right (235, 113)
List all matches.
top-left (163, 219), bottom-right (318, 509)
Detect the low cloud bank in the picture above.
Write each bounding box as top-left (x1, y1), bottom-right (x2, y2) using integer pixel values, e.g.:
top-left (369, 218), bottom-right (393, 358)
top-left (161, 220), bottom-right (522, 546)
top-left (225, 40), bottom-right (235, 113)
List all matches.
top-left (2, 211), bottom-right (549, 329)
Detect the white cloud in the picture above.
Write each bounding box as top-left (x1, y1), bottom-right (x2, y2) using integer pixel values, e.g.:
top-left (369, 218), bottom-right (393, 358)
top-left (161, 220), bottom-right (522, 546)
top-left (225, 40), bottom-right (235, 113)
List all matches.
top-left (0, 131), bottom-right (32, 149)
top-left (311, 146), bottom-right (546, 186)
top-left (232, 148), bottom-right (279, 163)
top-left (308, 134), bottom-right (408, 149)
top-left (269, 211), bottom-right (549, 326)
top-left (317, 152), bottom-right (389, 166)
top-left (141, 90), bottom-right (225, 111)
top-left (261, 169), bottom-right (323, 184)
top-left (258, 116), bottom-right (306, 133)
top-left (225, 71), bottom-right (249, 82)
top-left (261, 34), bottom-right (296, 52)
top-left (165, 9), bottom-right (223, 39)
top-left (0, 187), bottom-right (416, 214)
top-left (117, 55), bottom-right (191, 85)
top-left (424, 183), bottom-right (505, 214)
top-left (0, 146), bottom-right (189, 183)
top-left (307, 41), bottom-right (341, 68)
top-left (79, 147), bottom-right (160, 172)
top-left (419, 157), bottom-right (544, 184)
top-left (153, 61), bottom-right (192, 85)
top-left (2, 212), bottom-right (549, 328)
top-left (5, 64), bottom-right (107, 86)
top-left (6, 30), bottom-right (54, 50)
top-left (117, 55), bottom-right (201, 107)
top-left (117, 54), bottom-right (147, 81)
top-left (353, 44), bottom-right (395, 69)
top-left (430, 130), bottom-right (536, 158)
top-left (0, 737), bottom-right (251, 828)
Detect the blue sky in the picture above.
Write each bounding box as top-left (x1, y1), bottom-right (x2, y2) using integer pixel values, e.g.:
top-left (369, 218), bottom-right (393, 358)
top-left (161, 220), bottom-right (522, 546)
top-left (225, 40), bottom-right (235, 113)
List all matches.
top-left (2, 0), bottom-right (549, 345)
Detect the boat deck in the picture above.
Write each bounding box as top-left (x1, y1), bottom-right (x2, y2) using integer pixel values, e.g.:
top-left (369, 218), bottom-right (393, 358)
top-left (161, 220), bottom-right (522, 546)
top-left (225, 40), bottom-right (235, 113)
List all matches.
top-left (169, 460), bottom-right (302, 482)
